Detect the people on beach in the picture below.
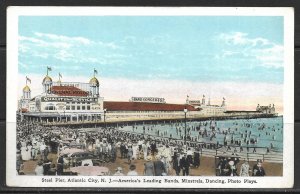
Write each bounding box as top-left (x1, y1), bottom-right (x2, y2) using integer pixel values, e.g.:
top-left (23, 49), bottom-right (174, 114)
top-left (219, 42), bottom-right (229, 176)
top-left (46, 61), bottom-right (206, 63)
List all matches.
top-left (34, 161), bottom-right (44, 175)
top-left (180, 153), bottom-right (190, 176)
top-left (239, 160), bottom-right (250, 176)
top-left (127, 164), bottom-right (138, 176)
top-left (114, 167), bottom-right (124, 176)
top-left (153, 155), bottom-right (166, 176)
top-left (252, 159), bottom-right (266, 176)
top-left (16, 116), bottom-right (281, 176)
top-left (144, 156), bottom-right (155, 176)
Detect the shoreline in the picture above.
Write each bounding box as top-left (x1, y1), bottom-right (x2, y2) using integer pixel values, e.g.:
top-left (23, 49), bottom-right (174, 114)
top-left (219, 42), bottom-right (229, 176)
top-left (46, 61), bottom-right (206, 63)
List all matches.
top-left (41, 114), bottom-right (281, 127)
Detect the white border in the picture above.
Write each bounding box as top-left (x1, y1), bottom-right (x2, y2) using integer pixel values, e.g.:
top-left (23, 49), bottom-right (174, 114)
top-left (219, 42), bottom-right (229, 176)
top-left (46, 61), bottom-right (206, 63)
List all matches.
top-left (6, 6), bottom-right (294, 188)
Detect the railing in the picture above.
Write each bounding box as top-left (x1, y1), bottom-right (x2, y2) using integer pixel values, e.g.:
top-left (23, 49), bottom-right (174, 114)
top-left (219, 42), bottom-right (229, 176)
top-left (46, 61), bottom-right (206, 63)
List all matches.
top-left (200, 148), bottom-right (283, 163)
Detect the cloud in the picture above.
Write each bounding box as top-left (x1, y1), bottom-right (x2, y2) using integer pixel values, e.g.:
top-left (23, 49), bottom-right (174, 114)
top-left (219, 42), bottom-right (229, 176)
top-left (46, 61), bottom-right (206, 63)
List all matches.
top-left (253, 44), bottom-right (284, 68)
top-left (54, 50), bottom-right (74, 61)
top-left (19, 62), bottom-right (29, 69)
top-left (216, 32), bottom-right (283, 68)
top-left (218, 32), bottom-right (271, 46)
top-left (34, 32), bottom-right (93, 45)
top-left (19, 32), bottom-right (125, 66)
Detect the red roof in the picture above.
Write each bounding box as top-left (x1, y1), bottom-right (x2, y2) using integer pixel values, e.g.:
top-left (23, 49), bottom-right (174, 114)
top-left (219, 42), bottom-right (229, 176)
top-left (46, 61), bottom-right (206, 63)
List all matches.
top-left (50, 86), bottom-right (89, 97)
top-left (104, 101), bottom-right (199, 111)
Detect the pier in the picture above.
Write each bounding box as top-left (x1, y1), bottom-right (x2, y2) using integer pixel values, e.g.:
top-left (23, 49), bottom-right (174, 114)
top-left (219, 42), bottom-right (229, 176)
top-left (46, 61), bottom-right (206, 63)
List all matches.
top-left (41, 113), bottom-right (279, 127)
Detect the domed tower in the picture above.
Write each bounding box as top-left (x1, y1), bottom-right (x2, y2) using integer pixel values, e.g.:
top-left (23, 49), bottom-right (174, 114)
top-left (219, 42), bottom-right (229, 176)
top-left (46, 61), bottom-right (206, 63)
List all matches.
top-left (22, 77), bottom-right (31, 99)
top-left (256, 104), bottom-right (260, 111)
top-left (20, 76), bottom-right (31, 112)
top-left (89, 68), bottom-right (100, 97)
top-left (42, 66), bottom-right (53, 94)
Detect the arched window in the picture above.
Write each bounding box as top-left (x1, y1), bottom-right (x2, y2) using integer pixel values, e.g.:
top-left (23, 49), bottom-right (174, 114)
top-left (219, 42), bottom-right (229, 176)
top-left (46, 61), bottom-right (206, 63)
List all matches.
top-left (45, 103), bottom-right (56, 110)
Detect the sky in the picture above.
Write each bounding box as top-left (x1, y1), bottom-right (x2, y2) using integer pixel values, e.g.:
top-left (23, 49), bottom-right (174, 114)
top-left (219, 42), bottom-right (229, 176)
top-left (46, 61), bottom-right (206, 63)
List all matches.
top-left (18, 16), bottom-right (284, 113)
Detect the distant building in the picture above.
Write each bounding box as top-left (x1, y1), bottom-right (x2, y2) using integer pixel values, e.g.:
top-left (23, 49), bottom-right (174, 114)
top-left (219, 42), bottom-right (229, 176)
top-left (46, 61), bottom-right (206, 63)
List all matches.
top-left (256, 104), bottom-right (276, 114)
top-left (186, 95), bottom-right (226, 116)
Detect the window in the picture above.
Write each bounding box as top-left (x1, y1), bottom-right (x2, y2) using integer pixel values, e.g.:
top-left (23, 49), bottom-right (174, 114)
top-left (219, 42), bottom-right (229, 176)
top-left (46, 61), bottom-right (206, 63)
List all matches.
top-left (66, 106), bottom-right (70, 110)
top-left (87, 106), bottom-right (90, 110)
top-left (77, 106), bottom-right (80, 110)
top-left (82, 106), bottom-right (86, 110)
top-left (45, 103), bottom-right (56, 110)
top-left (72, 106), bottom-right (75, 110)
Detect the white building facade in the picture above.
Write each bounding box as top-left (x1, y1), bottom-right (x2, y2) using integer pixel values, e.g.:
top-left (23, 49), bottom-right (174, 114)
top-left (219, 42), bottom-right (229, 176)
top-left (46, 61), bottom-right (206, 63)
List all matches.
top-left (186, 95), bottom-right (227, 116)
top-left (18, 69), bottom-right (104, 123)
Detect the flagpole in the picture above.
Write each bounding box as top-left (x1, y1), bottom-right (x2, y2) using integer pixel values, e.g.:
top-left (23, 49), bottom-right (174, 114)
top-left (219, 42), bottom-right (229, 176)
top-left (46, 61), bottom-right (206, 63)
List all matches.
top-left (25, 76), bottom-right (27, 86)
top-left (47, 66), bottom-right (48, 76)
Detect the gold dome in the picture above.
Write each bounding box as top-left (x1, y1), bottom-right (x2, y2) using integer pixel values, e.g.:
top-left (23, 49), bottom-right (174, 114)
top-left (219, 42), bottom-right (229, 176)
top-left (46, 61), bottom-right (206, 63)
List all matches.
top-left (42, 75), bottom-right (52, 84)
top-left (89, 77), bottom-right (99, 86)
top-left (23, 85), bottom-right (31, 92)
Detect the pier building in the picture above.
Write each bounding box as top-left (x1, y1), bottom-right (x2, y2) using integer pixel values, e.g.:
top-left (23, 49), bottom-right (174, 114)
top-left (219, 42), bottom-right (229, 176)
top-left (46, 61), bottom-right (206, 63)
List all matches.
top-left (18, 68), bottom-right (277, 124)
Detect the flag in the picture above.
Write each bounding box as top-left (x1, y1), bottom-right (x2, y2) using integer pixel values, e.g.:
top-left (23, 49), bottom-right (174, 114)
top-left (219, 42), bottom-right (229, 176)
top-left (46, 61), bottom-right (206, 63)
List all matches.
top-left (26, 76), bottom-right (31, 84)
top-left (59, 73), bottom-right (62, 79)
top-left (94, 69), bottom-right (98, 75)
top-left (47, 66), bottom-right (52, 71)
top-left (223, 97), bottom-right (225, 100)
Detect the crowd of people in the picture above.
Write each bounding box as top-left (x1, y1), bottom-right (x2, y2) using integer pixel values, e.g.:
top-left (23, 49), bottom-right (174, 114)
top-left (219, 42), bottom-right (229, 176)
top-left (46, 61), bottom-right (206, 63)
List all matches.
top-left (216, 157), bottom-right (266, 176)
top-left (16, 116), bottom-right (273, 176)
top-left (16, 117), bottom-right (202, 176)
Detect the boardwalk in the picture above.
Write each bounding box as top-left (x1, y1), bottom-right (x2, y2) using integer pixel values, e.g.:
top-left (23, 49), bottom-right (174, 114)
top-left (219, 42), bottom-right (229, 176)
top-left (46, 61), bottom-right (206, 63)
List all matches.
top-left (21, 148), bottom-right (282, 176)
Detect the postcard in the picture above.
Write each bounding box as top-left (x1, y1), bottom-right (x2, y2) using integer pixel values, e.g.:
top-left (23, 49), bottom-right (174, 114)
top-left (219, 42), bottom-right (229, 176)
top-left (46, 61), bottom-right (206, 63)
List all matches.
top-left (6, 6), bottom-right (294, 188)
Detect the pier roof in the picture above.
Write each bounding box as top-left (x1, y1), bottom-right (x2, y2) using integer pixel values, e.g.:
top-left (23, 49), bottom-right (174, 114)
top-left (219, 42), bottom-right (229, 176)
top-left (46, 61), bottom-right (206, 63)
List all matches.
top-left (225, 110), bottom-right (260, 113)
top-left (50, 86), bottom-right (89, 97)
top-left (104, 101), bottom-right (200, 112)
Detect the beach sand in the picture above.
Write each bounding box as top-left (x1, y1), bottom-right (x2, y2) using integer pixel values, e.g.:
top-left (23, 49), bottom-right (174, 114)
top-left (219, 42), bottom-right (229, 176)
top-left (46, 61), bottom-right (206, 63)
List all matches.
top-left (21, 150), bottom-right (282, 176)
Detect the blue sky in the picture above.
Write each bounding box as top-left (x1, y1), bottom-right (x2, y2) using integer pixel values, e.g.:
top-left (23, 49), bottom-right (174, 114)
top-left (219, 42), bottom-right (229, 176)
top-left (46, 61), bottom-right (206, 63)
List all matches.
top-left (18, 16), bottom-right (284, 84)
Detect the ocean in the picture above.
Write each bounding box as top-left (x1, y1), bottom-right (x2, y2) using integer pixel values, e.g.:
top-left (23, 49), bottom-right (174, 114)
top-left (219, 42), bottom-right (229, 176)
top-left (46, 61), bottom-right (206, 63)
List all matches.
top-left (117, 116), bottom-right (283, 151)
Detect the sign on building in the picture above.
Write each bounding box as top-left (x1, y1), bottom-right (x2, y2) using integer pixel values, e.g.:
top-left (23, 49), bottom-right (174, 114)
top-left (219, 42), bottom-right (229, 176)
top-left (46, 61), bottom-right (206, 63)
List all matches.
top-left (130, 97), bottom-right (166, 103)
top-left (41, 97), bottom-right (98, 103)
